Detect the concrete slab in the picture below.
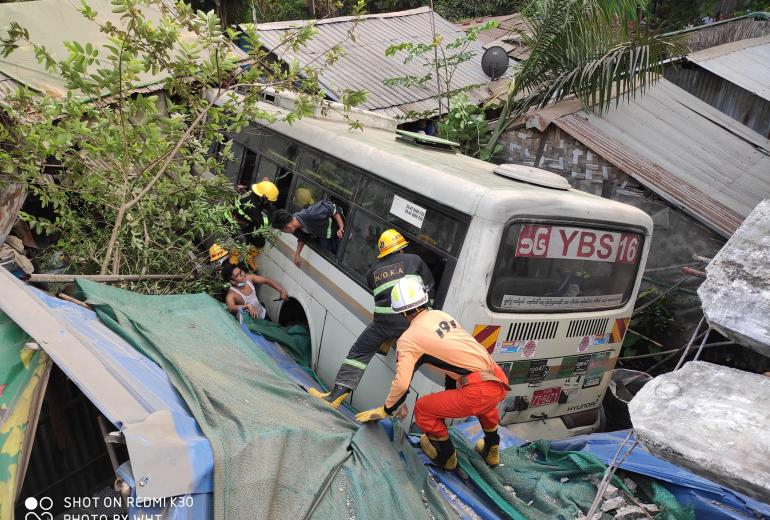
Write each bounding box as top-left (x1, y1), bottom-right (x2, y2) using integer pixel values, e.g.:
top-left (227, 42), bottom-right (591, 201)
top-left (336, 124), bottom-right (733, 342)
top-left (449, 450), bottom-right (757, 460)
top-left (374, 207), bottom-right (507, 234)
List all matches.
top-left (698, 199), bottom-right (770, 356)
top-left (629, 361), bottom-right (770, 503)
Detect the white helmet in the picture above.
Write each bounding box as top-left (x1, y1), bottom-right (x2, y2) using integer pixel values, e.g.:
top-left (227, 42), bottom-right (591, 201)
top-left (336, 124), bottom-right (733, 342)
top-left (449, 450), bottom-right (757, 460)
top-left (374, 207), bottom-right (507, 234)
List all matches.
top-left (390, 277), bottom-right (429, 313)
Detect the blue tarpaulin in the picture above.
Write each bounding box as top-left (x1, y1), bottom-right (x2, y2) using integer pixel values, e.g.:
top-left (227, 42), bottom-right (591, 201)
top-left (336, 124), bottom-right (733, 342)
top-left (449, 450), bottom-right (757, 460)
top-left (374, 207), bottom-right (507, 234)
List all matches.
top-left (550, 431), bottom-right (770, 519)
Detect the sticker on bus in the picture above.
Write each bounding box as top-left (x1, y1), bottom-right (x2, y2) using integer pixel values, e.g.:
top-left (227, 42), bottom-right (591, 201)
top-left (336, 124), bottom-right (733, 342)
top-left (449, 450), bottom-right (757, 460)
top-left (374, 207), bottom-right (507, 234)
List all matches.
top-left (582, 351), bottom-right (613, 388)
top-left (390, 194), bottom-right (426, 229)
top-left (577, 333), bottom-right (612, 352)
top-left (500, 293), bottom-right (624, 311)
top-left (515, 224), bottom-right (640, 264)
top-left (530, 387), bottom-right (561, 407)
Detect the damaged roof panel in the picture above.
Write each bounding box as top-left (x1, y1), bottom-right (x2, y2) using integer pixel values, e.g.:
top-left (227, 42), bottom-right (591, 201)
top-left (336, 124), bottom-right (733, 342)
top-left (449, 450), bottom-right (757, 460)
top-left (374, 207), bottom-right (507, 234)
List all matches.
top-left (0, 268), bottom-right (213, 501)
top-left (535, 79), bottom-right (770, 237)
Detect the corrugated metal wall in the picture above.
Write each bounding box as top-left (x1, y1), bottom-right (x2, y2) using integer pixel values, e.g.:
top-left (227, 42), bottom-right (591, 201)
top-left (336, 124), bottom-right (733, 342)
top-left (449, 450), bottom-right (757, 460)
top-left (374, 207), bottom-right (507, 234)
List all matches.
top-left (665, 64), bottom-right (770, 138)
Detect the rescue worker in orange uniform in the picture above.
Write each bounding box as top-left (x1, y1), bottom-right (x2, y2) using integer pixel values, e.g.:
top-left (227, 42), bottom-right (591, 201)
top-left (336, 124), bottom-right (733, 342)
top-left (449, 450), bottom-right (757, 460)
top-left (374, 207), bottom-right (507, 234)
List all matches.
top-left (356, 278), bottom-right (510, 470)
top-left (308, 229), bottom-right (434, 409)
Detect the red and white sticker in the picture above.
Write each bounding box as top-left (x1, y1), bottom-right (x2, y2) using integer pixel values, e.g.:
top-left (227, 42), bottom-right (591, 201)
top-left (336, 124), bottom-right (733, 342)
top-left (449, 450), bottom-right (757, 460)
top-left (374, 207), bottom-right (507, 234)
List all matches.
top-left (515, 224), bottom-right (640, 264)
top-left (530, 387), bottom-right (561, 407)
top-left (522, 340), bottom-right (537, 358)
top-left (577, 336), bottom-right (590, 353)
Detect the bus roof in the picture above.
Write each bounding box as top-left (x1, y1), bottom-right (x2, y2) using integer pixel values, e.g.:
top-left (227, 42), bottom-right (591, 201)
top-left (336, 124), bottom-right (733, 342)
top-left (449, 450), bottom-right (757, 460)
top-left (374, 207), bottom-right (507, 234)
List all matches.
top-left (258, 105), bottom-right (652, 230)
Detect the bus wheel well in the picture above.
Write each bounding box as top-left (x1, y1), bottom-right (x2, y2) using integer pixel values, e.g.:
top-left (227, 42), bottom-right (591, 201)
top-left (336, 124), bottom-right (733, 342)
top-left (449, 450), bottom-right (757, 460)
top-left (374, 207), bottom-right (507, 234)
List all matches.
top-left (278, 298), bottom-right (308, 328)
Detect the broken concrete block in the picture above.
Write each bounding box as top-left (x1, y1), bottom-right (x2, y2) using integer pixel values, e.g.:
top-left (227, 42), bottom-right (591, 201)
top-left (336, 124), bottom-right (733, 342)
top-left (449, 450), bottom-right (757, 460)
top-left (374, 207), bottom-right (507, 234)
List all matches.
top-left (629, 361), bottom-right (770, 502)
top-left (603, 483), bottom-right (620, 499)
top-left (698, 199), bottom-right (770, 357)
top-left (601, 496), bottom-right (626, 512)
top-left (614, 505), bottom-right (645, 519)
top-left (642, 503), bottom-right (660, 513)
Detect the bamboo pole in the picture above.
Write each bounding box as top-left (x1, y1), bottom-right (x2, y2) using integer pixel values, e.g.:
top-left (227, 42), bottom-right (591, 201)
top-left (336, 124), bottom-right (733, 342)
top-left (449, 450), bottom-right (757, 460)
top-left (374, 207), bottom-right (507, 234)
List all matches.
top-left (29, 274), bottom-right (188, 283)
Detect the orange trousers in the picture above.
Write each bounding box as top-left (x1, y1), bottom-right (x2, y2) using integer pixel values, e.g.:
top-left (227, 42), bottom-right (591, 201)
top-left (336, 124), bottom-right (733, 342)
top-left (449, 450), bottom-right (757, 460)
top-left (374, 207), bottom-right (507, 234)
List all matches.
top-left (414, 379), bottom-right (508, 438)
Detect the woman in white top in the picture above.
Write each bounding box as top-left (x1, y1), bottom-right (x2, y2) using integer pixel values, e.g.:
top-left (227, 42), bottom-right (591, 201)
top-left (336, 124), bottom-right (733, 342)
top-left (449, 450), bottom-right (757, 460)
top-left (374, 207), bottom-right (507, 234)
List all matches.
top-left (223, 263), bottom-right (288, 321)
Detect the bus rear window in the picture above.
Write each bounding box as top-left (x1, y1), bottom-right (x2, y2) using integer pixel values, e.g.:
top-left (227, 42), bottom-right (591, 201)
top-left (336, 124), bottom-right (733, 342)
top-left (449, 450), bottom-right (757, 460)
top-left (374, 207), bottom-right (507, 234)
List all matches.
top-left (489, 223), bottom-right (643, 312)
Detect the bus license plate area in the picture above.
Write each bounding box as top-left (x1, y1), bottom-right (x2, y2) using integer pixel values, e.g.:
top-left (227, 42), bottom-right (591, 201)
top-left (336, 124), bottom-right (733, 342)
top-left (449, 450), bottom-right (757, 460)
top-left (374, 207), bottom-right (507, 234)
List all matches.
top-left (530, 387), bottom-right (561, 407)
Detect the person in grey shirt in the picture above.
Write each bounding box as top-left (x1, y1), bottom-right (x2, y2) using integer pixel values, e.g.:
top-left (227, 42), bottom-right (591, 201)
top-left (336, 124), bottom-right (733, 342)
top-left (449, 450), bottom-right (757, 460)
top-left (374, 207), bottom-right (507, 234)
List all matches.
top-left (272, 200), bottom-right (345, 267)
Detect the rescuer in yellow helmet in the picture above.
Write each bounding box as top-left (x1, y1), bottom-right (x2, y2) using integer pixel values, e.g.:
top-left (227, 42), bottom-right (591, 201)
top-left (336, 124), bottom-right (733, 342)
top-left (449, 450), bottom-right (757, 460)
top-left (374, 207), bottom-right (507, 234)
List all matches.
top-left (307, 229), bottom-right (435, 409)
top-left (233, 179), bottom-right (280, 269)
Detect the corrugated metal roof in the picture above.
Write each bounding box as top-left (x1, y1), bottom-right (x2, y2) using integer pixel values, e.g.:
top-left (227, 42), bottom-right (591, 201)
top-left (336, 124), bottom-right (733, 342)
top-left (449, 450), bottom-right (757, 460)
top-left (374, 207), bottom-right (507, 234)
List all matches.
top-left (531, 79), bottom-right (770, 237)
top-left (0, 0), bottom-right (246, 100)
top-left (455, 13), bottom-right (532, 61)
top-left (251, 7), bottom-right (492, 120)
top-left (687, 35), bottom-right (770, 102)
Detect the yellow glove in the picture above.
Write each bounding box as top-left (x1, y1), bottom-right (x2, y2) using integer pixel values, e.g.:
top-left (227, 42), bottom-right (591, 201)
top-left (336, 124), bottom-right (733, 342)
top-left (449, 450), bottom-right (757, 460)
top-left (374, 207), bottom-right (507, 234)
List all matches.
top-left (355, 406), bottom-right (389, 423)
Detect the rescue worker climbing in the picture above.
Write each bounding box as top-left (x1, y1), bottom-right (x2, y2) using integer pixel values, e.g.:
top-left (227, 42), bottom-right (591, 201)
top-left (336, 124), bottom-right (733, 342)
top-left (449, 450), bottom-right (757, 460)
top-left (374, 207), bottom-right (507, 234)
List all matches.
top-left (235, 180), bottom-right (280, 269)
top-left (308, 229), bottom-right (434, 409)
top-left (356, 278), bottom-right (510, 470)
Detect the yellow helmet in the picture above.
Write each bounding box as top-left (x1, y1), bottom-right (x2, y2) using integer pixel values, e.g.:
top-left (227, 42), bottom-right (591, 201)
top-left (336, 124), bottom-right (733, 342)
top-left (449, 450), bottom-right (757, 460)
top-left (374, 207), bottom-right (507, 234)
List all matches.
top-left (209, 243), bottom-right (228, 262)
top-left (377, 229), bottom-right (408, 258)
top-left (295, 187), bottom-right (317, 207)
top-left (252, 180), bottom-right (279, 202)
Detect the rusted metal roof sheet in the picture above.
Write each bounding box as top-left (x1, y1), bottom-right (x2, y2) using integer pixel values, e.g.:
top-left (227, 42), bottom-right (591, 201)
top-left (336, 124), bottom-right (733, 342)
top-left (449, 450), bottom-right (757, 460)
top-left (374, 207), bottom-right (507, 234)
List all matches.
top-left (455, 13), bottom-right (532, 61)
top-left (687, 35), bottom-right (770, 102)
top-left (251, 7), bottom-right (492, 121)
top-left (539, 79), bottom-right (770, 237)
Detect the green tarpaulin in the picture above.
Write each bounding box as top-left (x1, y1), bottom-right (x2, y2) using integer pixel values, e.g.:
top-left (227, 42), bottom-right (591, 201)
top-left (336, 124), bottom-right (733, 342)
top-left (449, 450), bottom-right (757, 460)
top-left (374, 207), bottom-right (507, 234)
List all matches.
top-left (76, 280), bottom-right (456, 520)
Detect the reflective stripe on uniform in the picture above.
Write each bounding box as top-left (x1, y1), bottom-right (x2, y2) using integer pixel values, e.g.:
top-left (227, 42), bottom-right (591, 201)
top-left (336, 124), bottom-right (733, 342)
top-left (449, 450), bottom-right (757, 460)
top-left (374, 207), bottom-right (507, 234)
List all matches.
top-left (342, 358), bottom-right (367, 370)
top-left (372, 274), bottom-right (424, 296)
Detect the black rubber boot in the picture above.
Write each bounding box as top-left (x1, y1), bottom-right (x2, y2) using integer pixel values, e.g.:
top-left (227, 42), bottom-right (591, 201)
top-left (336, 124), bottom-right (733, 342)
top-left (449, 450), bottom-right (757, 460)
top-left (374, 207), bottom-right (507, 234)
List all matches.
top-left (475, 426), bottom-right (501, 466)
top-left (419, 434), bottom-right (457, 470)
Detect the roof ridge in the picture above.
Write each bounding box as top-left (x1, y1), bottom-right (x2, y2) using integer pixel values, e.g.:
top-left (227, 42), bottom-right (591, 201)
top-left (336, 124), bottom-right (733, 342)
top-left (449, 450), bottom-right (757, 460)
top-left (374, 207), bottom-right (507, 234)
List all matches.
top-left (251, 6), bottom-right (432, 31)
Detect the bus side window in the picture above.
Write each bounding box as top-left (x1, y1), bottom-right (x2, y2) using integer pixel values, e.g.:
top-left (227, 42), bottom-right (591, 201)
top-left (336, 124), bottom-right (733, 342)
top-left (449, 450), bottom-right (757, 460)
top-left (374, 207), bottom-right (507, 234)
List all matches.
top-left (297, 149), bottom-right (360, 201)
top-left (290, 178), bottom-right (325, 212)
top-left (340, 208), bottom-right (448, 299)
top-left (340, 209), bottom-right (387, 279)
top-left (240, 149), bottom-right (259, 186)
top-left (223, 142), bottom-right (245, 184)
top-left (357, 178), bottom-right (467, 257)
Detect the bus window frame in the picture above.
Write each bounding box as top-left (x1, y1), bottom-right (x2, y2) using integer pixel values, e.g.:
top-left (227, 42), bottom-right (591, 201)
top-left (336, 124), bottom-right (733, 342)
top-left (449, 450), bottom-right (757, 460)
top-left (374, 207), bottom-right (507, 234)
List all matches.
top-left (225, 123), bottom-right (470, 309)
top-left (337, 205), bottom-right (458, 309)
top-left (487, 216), bottom-right (648, 314)
top-left (355, 175), bottom-right (470, 258)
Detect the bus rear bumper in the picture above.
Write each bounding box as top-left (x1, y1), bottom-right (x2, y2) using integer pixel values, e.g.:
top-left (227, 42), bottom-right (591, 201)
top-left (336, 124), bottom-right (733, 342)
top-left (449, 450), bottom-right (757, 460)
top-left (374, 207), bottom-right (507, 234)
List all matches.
top-left (501, 408), bottom-right (603, 441)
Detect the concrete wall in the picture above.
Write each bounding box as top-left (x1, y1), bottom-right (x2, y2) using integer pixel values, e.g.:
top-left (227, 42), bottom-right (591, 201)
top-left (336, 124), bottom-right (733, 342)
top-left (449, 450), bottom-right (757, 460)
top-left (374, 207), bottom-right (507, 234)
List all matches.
top-left (500, 124), bottom-right (726, 345)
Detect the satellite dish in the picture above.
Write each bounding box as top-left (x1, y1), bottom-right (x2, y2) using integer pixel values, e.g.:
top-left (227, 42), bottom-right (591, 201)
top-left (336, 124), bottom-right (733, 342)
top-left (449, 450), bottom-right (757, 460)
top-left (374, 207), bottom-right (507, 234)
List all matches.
top-left (481, 46), bottom-right (509, 80)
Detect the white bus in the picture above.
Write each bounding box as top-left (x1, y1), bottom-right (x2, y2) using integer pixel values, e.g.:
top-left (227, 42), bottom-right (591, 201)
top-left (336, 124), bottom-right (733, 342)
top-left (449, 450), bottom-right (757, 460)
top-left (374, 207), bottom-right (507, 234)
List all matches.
top-left (221, 101), bottom-right (652, 439)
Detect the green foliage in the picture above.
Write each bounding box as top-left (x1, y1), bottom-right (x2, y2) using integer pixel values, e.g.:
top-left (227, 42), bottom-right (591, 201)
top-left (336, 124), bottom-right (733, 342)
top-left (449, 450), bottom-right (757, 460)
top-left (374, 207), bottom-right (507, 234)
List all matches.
top-left (485, 0), bottom-right (688, 157)
top-left (621, 287), bottom-right (675, 357)
top-left (0, 0), bottom-right (366, 294)
top-left (438, 93), bottom-right (502, 158)
top-left (433, 0), bottom-right (510, 22)
top-left (384, 19), bottom-right (498, 152)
